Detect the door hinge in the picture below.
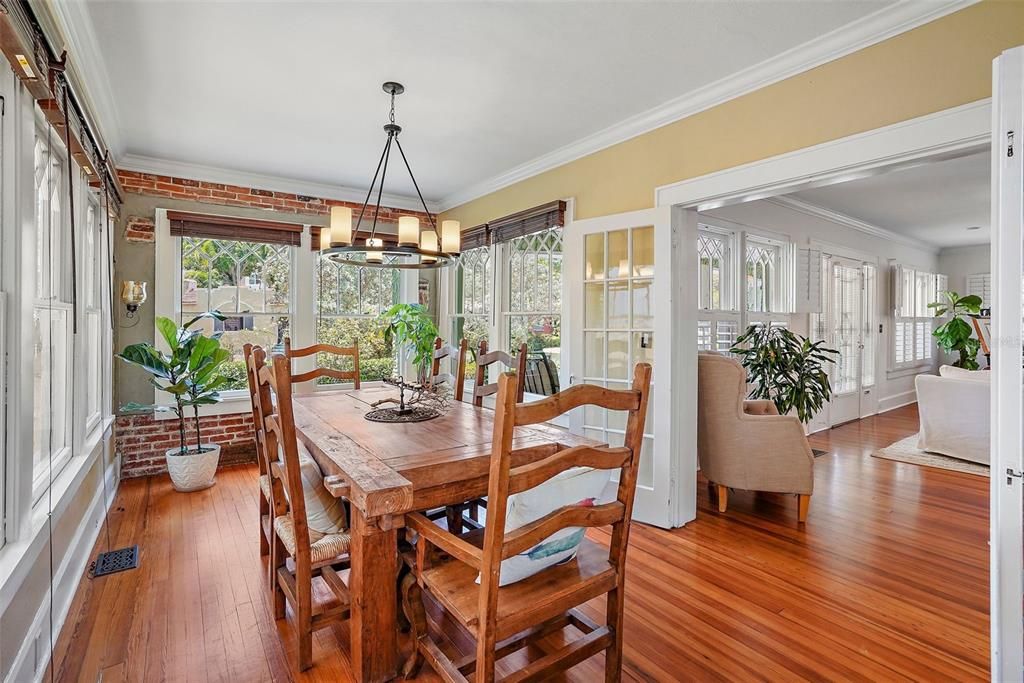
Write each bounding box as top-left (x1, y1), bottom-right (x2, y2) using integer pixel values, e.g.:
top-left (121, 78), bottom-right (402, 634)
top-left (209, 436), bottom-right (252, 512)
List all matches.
top-left (1008, 131), bottom-right (1014, 158)
top-left (1006, 468), bottom-right (1023, 485)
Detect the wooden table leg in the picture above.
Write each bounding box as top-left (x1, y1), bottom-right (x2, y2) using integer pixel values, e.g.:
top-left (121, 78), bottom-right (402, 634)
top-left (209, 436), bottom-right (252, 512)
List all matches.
top-left (350, 507), bottom-right (399, 683)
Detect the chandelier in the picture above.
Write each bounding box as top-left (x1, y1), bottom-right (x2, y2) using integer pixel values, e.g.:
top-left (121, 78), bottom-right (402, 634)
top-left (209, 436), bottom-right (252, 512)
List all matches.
top-left (322, 81), bottom-right (460, 269)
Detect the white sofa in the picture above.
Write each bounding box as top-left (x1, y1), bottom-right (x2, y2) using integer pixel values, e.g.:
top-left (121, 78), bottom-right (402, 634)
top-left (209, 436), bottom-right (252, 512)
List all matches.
top-left (915, 366), bottom-right (990, 465)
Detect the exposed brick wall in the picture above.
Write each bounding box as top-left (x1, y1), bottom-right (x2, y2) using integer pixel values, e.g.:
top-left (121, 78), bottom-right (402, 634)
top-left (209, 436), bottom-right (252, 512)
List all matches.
top-left (116, 169), bottom-right (431, 223)
top-left (116, 412), bottom-right (256, 479)
top-left (124, 215), bottom-right (155, 242)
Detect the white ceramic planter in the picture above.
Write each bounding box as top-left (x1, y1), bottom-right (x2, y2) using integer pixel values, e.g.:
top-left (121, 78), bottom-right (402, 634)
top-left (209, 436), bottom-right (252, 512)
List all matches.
top-left (165, 444), bottom-right (221, 492)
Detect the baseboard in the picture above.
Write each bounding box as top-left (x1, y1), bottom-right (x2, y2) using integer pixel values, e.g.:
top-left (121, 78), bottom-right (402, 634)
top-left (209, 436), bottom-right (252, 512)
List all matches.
top-left (3, 453), bottom-right (120, 683)
top-left (878, 391), bottom-right (918, 414)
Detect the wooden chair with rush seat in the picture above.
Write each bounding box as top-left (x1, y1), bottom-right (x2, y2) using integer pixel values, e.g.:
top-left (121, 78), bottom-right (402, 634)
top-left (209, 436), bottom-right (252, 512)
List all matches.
top-left (471, 340), bottom-right (527, 407)
top-left (430, 336), bottom-right (469, 401)
top-left (283, 336), bottom-right (360, 388)
top-left (251, 346), bottom-right (353, 671)
top-left (401, 363), bottom-right (652, 683)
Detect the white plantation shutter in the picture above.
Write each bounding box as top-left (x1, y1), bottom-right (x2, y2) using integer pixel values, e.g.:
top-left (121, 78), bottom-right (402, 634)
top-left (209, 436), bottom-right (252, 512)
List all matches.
top-left (891, 263), bottom-right (942, 369)
top-left (794, 247), bottom-right (822, 313)
top-left (966, 273), bottom-right (992, 308)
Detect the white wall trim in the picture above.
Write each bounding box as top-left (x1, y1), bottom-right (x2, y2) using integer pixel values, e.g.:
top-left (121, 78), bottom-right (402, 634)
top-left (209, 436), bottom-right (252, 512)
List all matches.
top-left (38, 0), bottom-right (124, 158)
top-left (2, 441), bottom-right (118, 683)
top-left (878, 390), bottom-right (919, 414)
top-left (656, 99), bottom-right (990, 210)
top-left (436, 0), bottom-right (978, 213)
top-left (119, 153), bottom-right (439, 214)
top-left (768, 196), bottom-right (940, 254)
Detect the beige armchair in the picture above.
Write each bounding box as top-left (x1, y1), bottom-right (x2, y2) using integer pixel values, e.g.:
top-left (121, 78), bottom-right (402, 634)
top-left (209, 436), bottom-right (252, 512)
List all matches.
top-left (697, 353), bottom-right (814, 522)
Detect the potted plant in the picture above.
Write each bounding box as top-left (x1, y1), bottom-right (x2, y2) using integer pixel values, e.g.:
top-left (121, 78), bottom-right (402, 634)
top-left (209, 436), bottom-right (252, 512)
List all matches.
top-left (382, 303), bottom-right (439, 382)
top-left (928, 290), bottom-right (983, 370)
top-left (729, 325), bottom-right (839, 424)
top-left (118, 313), bottom-right (231, 491)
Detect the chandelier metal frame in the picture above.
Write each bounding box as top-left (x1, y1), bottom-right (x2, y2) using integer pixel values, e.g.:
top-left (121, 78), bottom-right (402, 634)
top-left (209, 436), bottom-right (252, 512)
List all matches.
top-left (322, 81), bottom-right (458, 270)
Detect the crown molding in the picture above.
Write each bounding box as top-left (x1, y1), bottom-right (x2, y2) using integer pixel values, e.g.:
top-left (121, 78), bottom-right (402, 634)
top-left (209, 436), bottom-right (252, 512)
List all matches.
top-left (767, 195), bottom-right (940, 254)
top-left (436, 0), bottom-right (978, 213)
top-left (118, 154), bottom-right (440, 213)
top-left (42, 0), bottom-right (125, 158)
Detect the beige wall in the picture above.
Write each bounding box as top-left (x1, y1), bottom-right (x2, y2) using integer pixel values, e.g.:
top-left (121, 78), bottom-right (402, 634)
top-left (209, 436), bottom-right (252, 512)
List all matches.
top-left (440, 1), bottom-right (1024, 226)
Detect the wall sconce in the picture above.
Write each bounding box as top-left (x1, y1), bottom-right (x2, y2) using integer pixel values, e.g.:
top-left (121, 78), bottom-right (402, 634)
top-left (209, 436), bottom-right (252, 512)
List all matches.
top-left (121, 281), bottom-right (147, 318)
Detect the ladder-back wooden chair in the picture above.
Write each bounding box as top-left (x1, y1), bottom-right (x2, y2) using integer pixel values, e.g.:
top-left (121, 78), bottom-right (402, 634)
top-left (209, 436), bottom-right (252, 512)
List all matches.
top-left (243, 343), bottom-right (280, 562)
top-left (255, 350), bottom-right (353, 671)
top-left (402, 363), bottom-right (652, 683)
top-left (471, 340), bottom-right (527, 407)
top-left (430, 336), bottom-right (468, 401)
top-left (283, 336), bottom-right (360, 388)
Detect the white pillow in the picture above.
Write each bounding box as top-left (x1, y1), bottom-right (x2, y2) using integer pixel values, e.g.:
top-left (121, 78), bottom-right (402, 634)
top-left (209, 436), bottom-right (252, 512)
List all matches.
top-left (485, 466), bottom-right (614, 587)
top-left (938, 365), bottom-right (990, 383)
top-left (278, 442), bottom-right (348, 536)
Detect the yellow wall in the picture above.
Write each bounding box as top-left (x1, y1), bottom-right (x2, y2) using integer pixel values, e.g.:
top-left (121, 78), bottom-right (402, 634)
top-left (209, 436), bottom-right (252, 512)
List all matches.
top-left (441, 1), bottom-right (1024, 225)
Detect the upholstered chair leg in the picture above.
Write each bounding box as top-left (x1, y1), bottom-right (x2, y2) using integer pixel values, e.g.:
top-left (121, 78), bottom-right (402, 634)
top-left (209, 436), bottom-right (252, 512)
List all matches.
top-left (717, 485), bottom-right (728, 513)
top-left (400, 573), bottom-right (426, 679)
top-left (798, 494), bottom-right (810, 523)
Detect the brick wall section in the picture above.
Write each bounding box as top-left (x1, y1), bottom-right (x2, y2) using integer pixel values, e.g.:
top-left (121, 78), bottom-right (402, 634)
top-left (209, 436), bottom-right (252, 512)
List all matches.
top-left (116, 169), bottom-right (431, 223)
top-left (124, 215), bottom-right (155, 242)
top-left (116, 412), bottom-right (257, 479)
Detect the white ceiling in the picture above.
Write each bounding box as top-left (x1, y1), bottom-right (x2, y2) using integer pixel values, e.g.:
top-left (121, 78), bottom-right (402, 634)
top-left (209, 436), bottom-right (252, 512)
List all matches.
top-left (788, 150), bottom-right (990, 248)
top-left (74, 0), bottom-right (903, 205)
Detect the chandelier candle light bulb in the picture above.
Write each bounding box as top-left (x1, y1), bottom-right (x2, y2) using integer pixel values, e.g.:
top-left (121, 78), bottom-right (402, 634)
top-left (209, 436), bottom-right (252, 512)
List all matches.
top-left (420, 230), bottom-right (438, 263)
top-left (366, 237), bottom-right (384, 263)
top-left (441, 219), bottom-right (461, 254)
top-left (398, 216), bottom-right (420, 246)
top-left (330, 206), bottom-right (353, 247)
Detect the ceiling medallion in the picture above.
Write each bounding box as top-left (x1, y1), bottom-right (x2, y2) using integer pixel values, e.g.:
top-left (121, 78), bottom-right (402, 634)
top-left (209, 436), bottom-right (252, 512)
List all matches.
top-left (322, 81), bottom-right (460, 269)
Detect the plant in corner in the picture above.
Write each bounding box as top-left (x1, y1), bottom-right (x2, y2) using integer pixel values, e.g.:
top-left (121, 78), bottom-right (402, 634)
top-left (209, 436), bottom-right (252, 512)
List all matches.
top-left (382, 303), bottom-right (439, 383)
top-left (928, 290), bottom-right (983, 370)
top-left (117, 313), bottom-right (231, 492)
top-left (729, 325), bottom-right (839, 424)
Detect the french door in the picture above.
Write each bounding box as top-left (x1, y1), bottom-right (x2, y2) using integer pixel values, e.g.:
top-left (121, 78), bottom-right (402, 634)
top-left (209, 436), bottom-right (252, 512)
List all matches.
top-left (566, 207), bottom-right (690, 529)
top-left (824, 258), bottom-right (877, 425)
top-left (991, 44), bottom-right (1024, 681)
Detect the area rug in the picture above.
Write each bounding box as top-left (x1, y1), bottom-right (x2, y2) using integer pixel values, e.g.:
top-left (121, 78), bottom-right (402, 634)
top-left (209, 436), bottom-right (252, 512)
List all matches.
top-left (872, 434), bottom-right (989, 477)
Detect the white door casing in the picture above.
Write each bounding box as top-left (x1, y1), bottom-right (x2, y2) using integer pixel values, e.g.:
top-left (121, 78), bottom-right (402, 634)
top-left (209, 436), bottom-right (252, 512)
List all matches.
top-left (565, 206), bottom-right (694, 529)
top-left (991, 44), bottom-right (1024, 683)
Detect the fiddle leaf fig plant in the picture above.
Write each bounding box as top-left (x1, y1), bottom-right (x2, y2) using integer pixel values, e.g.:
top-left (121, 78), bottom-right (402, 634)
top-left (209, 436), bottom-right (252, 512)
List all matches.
top-left (729, 324), bottom-right (839, 424)
top-left (118, 312), bottom-right (230, 456)
top-left (382, 303), bottom-right (439, 382)
top-left (928, 290), bottom-right (982, 370)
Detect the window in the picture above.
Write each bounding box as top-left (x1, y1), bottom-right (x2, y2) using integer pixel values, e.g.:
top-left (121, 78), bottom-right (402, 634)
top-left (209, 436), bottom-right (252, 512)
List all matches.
top-left (316, 254), bottom-right (400, 382)
top-left (180, 236), bottom-right (294, 391)
top-left (696, 227), bottom-right (740, 351)
top-left (892, 264), bottom-right (944, 369)
top-left (966, 273), bottom-right (992, 309)
top-left (83, 198), bottom-right (103, 428)
top-left (32, 128), bottom-right (73, 493)
top-left (505, 225), bottom-right (562, 394)
top-left (443, 201), bottom-right (566, 400)
top-left (745, 238), bottom-right (781, 315)
top-left (450, 245), bottom-right (491, 376)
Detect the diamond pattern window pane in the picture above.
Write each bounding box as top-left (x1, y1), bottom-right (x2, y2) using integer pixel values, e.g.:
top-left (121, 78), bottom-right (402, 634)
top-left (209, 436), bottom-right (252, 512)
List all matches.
top-left (746, 243), bottom-right (777, 313)
top-left (697, 233), bottom-right (727, 310)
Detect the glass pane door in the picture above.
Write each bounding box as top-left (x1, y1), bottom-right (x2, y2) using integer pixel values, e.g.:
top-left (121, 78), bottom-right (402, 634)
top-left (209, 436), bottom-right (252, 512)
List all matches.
top-left (581, 226), bottom-right (655, 487)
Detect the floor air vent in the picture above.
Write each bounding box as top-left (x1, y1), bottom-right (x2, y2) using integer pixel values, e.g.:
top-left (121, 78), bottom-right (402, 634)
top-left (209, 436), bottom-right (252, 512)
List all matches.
top-left (92, 545), bottom-right (140, 578)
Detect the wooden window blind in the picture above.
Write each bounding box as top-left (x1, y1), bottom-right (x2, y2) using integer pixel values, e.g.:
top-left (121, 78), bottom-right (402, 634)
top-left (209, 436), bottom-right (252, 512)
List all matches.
top-left (459, 224), bottom-right (489, 251)
top-left (489, 200), bottom-right (566, 244)
top-left (310, 226), bottom-right (401, 251)
top-left (167, 211), bottom-right (304, 246)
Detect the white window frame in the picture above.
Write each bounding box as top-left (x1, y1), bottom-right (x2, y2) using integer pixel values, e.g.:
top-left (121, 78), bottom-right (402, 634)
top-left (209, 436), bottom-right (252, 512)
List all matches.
top-left (439, 224), bottom-right (566, 403)
top-left (153, 213), bottom-right (417, 415)
top-left (890, 263), bottom-right (944, 371)
top-left (696, 224), bottom-right (742, 351)
top-left (31, 117), bottom-right (75, 499)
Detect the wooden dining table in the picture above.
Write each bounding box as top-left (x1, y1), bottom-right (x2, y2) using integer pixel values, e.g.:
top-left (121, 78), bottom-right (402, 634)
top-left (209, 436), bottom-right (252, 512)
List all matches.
top-left (291, 386), bottom-right (598, 683)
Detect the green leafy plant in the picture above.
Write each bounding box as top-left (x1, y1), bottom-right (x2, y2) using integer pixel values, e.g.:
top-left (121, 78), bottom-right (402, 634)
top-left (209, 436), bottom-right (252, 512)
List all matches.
top-left (382, 303), bottom-right (439, 381)
top-left (729, 325), bottom-right (839, 423)
top-left (928, 290), bottom-right (983, 370)
top-left (118, 313), bottom-right (231, 456)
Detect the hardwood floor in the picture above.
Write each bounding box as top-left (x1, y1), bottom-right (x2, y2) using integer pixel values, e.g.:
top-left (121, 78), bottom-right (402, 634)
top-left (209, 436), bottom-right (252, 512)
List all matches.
top-left (49, 404), bottom-right (988, 682)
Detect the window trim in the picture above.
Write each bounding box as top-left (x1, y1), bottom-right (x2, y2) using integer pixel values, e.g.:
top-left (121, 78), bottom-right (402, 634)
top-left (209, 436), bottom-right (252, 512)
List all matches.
top-left (890, 263), bottom-right (943, 371)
